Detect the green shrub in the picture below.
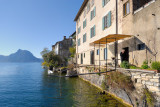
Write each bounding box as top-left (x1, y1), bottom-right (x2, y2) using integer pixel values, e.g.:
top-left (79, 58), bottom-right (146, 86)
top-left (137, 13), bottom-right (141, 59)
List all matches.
top-left (151, 61), bottom-right (160, 70)
top-left (141, 64), bottom-right (149, 69)
top-left (120, 61), bottom-right (130, 69)
top-left (130, 65), bottom-right (138, 69)
top-left (141, 60), bottom-right (149, 69)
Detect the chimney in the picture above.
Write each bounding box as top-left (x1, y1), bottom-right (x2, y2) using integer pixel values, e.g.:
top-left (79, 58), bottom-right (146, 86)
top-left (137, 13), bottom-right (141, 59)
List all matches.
top-left (64, 36), bottom-right (66, 40)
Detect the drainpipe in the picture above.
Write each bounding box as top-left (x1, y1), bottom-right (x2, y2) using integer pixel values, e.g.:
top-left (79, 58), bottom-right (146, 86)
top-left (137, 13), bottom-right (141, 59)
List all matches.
top-left (115, 0), bottom-right (118, 69)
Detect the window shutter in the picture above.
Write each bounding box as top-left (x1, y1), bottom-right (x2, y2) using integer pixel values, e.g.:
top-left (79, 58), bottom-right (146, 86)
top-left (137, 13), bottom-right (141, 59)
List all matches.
top-left (90, 28), bottom-right (92, 38)
top-left (85, 20), bottom-right (87, 27)
top-left (94, 25), bottom-right (96, 36)
top-left (90, 11), bottom-right (92, 21)
top-left (102, 0), bottom-right (105, 7)
top-left (102, 17), bottom-right (105, 30)
top-left (94, 7), bottom-right (96, 17)
top-left (108, 11), bottom-right (111, 27)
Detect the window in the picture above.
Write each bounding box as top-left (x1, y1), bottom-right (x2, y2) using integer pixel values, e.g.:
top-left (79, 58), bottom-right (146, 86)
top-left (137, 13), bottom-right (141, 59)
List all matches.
top-left (123, 1), bottom-right (130, 16)
top-left (102, 0), bottom-right (110, 7)
top-left (137, 43), bottom-right (145, 50)
top-left (90, 7), bottom-right (96, 20)
top-left (78, 38), bottom-right (81, 46)
top-left (83, 33), bottom-right (87, 43)
top-left (87, 2), bottom-right (90, 13)
top-left (83, 19), bottom-right (87, 29)
top-left (84, 8), bottom-right (86, 18)
top-left (84, 53), bottom-right (85, 58)
top-left (133, 0), bottom-right (153, 11)
top-left (78, 27), bottom-right (81, 34)
top-left (97, 49), bottom-right (99, 55)
top-left (78, 55), bottom-right (79, 58)
top-left (104, 48), bottom-right (107, 60)
top-left (102, 11), bottom-right (111, 30)
top-left (91, 0), bottom-right (94, 7)
top-left (90, 25), bottom-right (96, 38)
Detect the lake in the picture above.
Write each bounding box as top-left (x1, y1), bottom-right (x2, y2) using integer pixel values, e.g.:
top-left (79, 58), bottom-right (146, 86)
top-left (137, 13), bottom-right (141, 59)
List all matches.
top-left (0, 63), bottom-right (125, 107)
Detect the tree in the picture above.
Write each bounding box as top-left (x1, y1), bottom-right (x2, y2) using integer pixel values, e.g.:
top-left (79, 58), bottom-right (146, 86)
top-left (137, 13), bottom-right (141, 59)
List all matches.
top-left (41, 49), bottom-right (62, 70)
top-left (69, 47), bottom-right (76, 63)
top-left (40, 48), bottom-right (50, 56)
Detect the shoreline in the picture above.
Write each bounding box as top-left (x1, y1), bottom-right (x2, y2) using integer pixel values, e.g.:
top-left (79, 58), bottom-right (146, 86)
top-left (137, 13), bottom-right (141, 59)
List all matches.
top-left (79, 76), bottom-right (132, 107)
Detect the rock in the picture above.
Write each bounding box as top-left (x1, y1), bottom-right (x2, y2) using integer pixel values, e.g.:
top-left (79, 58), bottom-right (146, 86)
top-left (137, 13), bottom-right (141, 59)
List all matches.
top-left (66, 70), bottom-right (78, 77)
top-left (150, 79), bottom-right (160, 82)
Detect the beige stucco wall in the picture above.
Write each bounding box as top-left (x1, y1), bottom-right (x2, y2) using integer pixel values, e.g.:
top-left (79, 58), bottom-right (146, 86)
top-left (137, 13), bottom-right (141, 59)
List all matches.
top-left (76, 0), bottom-right (123, 65)
top-left (122, 0), bottom-right (160, 66)
top-left (76, 0), bottom-right (160, 67)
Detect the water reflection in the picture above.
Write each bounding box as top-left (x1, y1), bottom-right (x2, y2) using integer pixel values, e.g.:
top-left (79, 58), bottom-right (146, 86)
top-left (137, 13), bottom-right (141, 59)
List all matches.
top-left (42, 71), bottom-right (125, 107)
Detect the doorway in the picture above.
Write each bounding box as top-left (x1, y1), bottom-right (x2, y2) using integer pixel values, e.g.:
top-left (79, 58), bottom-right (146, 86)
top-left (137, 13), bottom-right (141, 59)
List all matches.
top-left (81, 53), bottom-right (83, 64)
top-left (90, 51), bottom-right (94, 65)
top-left (123, 47), bottom-right (129, 62)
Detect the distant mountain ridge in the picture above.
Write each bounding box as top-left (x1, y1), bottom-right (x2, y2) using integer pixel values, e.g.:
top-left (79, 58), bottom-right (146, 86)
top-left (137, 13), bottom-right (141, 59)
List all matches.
top-left (0, 49), bottom-right (42, 62)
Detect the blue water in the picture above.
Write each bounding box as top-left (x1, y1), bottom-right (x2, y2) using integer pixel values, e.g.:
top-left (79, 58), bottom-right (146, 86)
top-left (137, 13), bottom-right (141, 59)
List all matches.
top-left (0, 63), bottom-right (125, 107)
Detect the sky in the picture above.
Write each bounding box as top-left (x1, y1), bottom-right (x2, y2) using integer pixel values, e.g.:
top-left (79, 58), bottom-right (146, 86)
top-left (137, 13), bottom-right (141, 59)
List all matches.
top-left (0, 0), bottom-right (83, 58)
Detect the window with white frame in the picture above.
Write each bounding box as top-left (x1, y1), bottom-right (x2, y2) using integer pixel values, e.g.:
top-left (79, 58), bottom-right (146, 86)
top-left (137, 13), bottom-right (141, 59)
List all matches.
top-left (102, 11), bottom-right (112, 30)
top-left (123, 1), bottom-right (130, 16)
top-left (102, 0), bottom-right (110, 7)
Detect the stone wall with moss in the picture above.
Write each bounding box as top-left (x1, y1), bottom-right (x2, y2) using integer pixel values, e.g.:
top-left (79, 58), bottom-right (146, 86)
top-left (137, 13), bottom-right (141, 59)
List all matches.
top-left (77, 67), bottom-right (160, 106)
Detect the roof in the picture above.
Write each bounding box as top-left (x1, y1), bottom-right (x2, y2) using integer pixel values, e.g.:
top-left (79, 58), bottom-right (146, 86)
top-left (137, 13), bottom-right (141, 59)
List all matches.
top-left (70, 31), bottom-right (76, 38)
top-left (74, 0), bottom-right (88, 21)
top-left (91, 34), bottom-right (132, 44)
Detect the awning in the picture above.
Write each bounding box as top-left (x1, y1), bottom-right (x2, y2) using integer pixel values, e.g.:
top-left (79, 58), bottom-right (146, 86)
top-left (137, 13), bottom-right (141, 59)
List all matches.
top-left (91, 34), bottom-right (132, 44)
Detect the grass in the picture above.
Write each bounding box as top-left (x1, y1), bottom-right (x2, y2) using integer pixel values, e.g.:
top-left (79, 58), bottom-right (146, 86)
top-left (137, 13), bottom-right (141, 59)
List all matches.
top-left (102, 71), bottom-right (134, 91)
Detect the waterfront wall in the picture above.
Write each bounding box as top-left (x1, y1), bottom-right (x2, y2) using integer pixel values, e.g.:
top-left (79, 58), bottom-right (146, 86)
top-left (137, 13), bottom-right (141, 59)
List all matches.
top-left (77, 67), bottom-right (160, 106)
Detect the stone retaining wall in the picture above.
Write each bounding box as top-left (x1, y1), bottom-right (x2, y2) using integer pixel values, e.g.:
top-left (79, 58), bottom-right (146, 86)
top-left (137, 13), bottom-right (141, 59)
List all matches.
top-left (77, 67), bottom-right (160, 106)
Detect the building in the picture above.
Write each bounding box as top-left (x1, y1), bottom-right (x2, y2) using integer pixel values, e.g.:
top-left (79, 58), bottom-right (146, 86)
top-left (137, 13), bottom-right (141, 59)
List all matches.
top-left (74, 0), bottom-right (160, 67)
top-left (52, 36), bottom-right (72, 60)
top-left (121, 0), bottom-right (160, 66)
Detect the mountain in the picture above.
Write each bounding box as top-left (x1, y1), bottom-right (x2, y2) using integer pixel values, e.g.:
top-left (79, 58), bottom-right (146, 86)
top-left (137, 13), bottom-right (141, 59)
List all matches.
top-left (0, 49), bottom-right (42, 62)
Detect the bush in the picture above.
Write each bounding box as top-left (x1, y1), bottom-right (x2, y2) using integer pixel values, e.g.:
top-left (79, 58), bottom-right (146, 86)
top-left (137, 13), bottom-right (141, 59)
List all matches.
top-left (130, 65), bottom-right (138, 69)
top-left (120, 61), bottom-right (130, 69)
top-left (141, 60), bottom-right (149, 69)
top-left (141, 64), bottom-right (149, 69)
top-left (151, 61), bottom-right (160, 70)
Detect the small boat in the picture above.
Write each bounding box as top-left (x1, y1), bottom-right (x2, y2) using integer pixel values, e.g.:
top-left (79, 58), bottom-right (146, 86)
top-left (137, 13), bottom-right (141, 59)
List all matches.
top-left (48, 70), bottom-right (53, 75)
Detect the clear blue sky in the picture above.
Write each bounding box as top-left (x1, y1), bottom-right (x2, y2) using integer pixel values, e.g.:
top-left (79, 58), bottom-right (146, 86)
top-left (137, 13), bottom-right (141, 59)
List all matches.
top-left (0, 0), bottom-right (83, 58)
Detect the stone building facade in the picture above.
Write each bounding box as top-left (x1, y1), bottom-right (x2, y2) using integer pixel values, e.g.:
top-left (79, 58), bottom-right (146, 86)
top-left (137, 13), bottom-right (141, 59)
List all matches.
top-left (74, 0), bottom-right (160, 67)
top-left (52, 36), bottom-right (72, 60)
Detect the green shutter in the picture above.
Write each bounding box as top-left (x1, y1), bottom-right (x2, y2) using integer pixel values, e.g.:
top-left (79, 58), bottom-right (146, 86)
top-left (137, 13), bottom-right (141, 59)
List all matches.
top-left (90, 28), bottom-right (92, 38)
top-left (85, 34), bottom-right (87, 42)
top-left (94, 25), bottom-right (96, 36)
top-left (108, 11), bottom-right (111, 27)
top-left (102, 17), bottom-right (105, 30)
top-left (102, 0), bottom-right (105, 7)
top-left (94, 7), bottom-right (96, 17)
top-left (85, 19), bottom-right (87, 27)
top-left (90, 11), bottom-right (92, 21)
